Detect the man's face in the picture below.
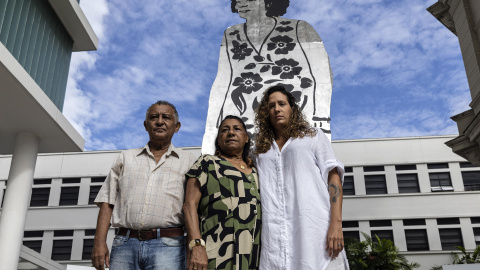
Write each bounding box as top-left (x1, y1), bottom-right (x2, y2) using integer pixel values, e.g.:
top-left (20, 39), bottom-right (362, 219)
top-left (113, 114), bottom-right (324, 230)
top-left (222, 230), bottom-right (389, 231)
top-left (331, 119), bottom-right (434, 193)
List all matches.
top-left (144, 104), bottom-right (180, 142)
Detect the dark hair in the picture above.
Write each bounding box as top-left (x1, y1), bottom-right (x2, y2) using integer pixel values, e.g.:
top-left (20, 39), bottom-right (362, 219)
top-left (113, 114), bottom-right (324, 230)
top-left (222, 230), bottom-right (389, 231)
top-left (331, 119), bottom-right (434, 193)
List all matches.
top-left (231, 0), bottom-right (289, 17)
top-left (215, 115), bottom-right (253, 166)
top-left (145, 100), bottom-right (179, 124)
top-left (254, 85), bottom-right (317, 154)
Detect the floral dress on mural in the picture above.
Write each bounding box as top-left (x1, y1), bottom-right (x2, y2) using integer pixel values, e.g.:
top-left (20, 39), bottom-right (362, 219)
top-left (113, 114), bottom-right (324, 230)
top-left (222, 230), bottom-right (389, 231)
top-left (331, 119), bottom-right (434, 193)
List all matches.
top-left (217, 17), bottom-right (331, 135)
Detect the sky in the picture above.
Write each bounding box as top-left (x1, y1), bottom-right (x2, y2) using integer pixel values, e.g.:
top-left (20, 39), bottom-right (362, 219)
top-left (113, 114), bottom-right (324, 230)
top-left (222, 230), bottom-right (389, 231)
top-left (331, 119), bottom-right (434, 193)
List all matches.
top-left (64, 0), bottom-right (470, 151)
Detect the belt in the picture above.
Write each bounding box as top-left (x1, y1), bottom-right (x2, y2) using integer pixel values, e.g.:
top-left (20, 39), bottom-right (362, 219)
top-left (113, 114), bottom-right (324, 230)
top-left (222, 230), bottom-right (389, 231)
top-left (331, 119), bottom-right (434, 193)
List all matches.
top-left (117, 227), bottom-right (184, 241)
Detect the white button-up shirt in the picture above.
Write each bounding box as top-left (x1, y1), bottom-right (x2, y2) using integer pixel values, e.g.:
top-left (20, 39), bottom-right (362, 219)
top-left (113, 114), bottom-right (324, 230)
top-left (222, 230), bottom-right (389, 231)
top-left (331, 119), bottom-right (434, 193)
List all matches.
top-left (255, 129), bottom-right (348, 270)
top-left (95, 143), bottom-right (196, 229)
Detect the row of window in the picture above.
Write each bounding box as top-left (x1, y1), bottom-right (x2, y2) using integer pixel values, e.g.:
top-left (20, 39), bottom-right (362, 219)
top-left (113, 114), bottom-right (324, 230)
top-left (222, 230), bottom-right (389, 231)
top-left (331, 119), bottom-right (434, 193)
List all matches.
top-left (343, 167), bottom-right (480, 195)
top-left (343, 217), bottom-right (480, 251)
top-left (24, 219), bottom-right (480, 262)
top-left (23, 229), bottom-right (95, 261)
top-left (1, 177), bottom-right (106, 207)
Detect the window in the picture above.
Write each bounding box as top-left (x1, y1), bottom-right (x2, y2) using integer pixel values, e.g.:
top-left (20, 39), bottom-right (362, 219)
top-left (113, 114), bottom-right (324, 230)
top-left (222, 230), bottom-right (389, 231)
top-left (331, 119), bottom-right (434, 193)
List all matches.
top-left (344, 167), bottom-right (353, 173)
top-left (363, 166), bottom-right (384, 172)
top-left (34, 179), bottom-right (52, 185)
top-left (52, 230), bottom-right (74, 260)
top-left (461, 171), bottom-right (480, 191)
top-left (89, 186), bottom-right (101, 205)
top-left (82, 239), bottom-right (94, 260)
top-left (370, 220), bottom-right (392, 227)
top-left (91, 177), bottom-right (106, 183)
top-left (429, 172), bottom-right (453, 192)
top-left (83, 229), bottom-right (96, 260)
top-left (403, 219), bottom-right (426, 226)
top-left (342, 221), bottom-right (359, 228)
top-left (54, 230), bottom-right (74, 237)
top-left (471, 217), bottom-right (480, 224)
top-left (437, 218), bottom-right (460, 225)
top-left (23, 231), bottom-right (44, 253)
top-left (344, 231), bottom-right (360, 241)
top-left (51, 240), bottom-right (73, 260)
top-left (474, 228), bottom-right (480, 247)
top-left (428, 163), bottom-right (449, 169)
top-left (365, 175), bottom-right (387, 195)
top-left (371, 230), bottom-right (394, 244)
top-left (62, 178), bottom-right (81, 184)
top-left (405, 229), bottom-right (429, 251)
top-left (343, 176), bottom-right (355, 195)
top-left (30, 188), bottom-right (50, 207)
top-left (460, 162), bottom-right (477, 168)
top-left (59, 187), bottom-right (79, 206)
top-left (23, 240), bottom-right (42, 253)
top-left (395, 164), bottom-right (417, 171)
top-left (397, 174), bottom-right (420, 193)
top-left (439, 228), bottom-right (463, 250)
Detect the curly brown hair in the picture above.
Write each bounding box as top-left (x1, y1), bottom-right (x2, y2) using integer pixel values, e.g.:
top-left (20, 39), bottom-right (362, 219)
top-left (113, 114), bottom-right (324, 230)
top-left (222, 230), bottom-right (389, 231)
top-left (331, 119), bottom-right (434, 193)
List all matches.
top-left (254, 85), bottom-right (317, 154)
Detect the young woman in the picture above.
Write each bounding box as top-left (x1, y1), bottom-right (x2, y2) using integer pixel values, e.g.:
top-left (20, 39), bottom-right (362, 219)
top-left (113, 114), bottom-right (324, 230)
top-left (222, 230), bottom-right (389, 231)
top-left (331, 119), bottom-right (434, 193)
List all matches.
top-left (254, 85), bottom-right (348, 270)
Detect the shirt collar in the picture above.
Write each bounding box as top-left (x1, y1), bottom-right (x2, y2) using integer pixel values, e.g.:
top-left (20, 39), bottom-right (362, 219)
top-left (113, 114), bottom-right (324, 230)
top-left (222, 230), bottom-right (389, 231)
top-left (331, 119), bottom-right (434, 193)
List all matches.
top-left (137, 142), bottom-right (179, 159)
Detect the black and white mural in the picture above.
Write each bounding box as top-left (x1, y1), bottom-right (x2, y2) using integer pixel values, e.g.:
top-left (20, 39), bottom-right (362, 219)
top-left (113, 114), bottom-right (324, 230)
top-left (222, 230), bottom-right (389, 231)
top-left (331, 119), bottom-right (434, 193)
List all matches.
top-left (202, 0), bottom-right (333, 154)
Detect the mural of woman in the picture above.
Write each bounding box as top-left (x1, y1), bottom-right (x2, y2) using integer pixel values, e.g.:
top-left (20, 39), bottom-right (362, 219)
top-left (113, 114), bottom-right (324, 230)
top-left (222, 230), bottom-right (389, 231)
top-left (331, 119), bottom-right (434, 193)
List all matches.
top-left (202, 0), bottom-right (333, 154)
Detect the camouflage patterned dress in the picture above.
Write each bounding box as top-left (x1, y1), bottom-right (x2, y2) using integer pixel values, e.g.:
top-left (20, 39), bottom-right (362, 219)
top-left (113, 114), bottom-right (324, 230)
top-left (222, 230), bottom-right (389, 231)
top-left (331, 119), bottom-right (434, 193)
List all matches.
top-left (186, 155), bottom-right (261, 270)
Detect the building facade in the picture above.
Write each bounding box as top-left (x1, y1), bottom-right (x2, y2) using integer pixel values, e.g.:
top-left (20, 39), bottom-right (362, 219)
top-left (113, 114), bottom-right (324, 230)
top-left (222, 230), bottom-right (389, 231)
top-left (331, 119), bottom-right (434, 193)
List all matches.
top-left (428, 0), bottom-right (480, 166)
top-left (0, 136), bottom-right (479, 269)
top-left (0, 0), bottom-right (98, 268)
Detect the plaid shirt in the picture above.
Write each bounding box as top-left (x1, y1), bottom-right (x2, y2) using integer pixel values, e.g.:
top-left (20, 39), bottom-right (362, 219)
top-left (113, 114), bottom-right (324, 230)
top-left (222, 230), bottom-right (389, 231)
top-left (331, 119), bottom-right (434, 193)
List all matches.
top-left (95, 143), bottom-right (196, 229)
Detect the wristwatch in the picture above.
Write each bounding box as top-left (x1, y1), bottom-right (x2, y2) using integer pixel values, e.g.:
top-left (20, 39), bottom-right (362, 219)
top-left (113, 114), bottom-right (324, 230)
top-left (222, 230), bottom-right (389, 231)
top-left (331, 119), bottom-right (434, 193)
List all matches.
top-left (188, 239), bottom-right (206, 250)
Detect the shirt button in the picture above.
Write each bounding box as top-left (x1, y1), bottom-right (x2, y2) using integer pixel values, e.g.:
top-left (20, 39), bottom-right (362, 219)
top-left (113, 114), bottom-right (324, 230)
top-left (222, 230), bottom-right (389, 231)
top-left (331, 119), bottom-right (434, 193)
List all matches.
top-left (254, 210), bottom-right (257, 214)
top-left (250, 187), bottom-right (254, 191)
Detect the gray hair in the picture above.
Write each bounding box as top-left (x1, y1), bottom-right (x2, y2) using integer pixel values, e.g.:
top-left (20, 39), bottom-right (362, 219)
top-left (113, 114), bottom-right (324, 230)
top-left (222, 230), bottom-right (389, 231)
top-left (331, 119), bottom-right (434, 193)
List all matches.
top-left (145, 100), bottom-right (179, 124)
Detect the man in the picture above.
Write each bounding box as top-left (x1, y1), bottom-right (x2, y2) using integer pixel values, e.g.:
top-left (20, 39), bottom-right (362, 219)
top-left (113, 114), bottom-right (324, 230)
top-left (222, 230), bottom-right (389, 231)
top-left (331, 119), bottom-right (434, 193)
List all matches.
top-left (91, 101), bottom-right (196, 270)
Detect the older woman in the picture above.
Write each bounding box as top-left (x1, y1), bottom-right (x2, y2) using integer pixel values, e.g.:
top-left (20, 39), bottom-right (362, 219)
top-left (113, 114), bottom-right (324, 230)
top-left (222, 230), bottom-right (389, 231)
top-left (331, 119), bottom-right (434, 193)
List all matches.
top-left (254, 85), bottom-right (349, 270)
top-left (202, 0), bottom-right (333, 154)
top-left (184, 115), bottom-right (261, 270)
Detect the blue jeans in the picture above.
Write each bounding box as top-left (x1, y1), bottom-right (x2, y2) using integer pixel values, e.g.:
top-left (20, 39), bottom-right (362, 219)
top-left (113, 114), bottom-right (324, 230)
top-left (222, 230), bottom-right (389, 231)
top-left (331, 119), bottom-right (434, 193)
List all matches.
top-left (109, 232), bottom-right (185, 270)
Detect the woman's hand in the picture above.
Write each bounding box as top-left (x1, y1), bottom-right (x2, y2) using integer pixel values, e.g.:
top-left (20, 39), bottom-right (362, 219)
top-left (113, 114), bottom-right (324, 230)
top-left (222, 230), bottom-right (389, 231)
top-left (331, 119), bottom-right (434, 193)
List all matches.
top-left (188, 246), bottom-right (208, 270)
top-left (325, 220), bottom-right (344, 258)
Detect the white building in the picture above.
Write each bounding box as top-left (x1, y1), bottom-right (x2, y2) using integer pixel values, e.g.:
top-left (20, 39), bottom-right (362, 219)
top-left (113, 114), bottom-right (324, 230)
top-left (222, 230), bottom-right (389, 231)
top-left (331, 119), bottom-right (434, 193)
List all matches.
top-left (0, 0), bottom-right (97, 268)
top-left (0, 135), bottom-right (479, 270)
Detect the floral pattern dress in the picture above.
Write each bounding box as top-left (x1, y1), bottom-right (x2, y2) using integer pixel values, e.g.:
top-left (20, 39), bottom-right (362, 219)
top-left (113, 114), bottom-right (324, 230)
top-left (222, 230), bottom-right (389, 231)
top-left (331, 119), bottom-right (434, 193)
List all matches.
top-left (186, 155), bottom-right (261, 270)
top-left (216, 17), bottom-right (331, 135)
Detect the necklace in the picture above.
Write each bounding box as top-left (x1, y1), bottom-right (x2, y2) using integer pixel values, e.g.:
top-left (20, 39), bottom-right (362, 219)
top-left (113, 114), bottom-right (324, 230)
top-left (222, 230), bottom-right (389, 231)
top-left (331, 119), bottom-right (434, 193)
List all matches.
top-left (223, 156), bottom-right (246, 170)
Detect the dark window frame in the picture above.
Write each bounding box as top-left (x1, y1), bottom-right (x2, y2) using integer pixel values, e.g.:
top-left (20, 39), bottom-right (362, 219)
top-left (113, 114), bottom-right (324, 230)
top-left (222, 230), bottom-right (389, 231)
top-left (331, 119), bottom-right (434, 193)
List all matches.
top-left (59, 186), bottom-right (80, 206)
top-left (405, 229), bottom-right (429, 251)
top-left (461, 171), bottom-right (480, 191)
top-left (439, 228), bottom-right (464, 250)
top-left (397, 173), bottom-right (420, 193)
top-left (343, 176), bottom-right (355, 195)
top-left (429, 172), bottom-right (453, 192)
top-left (365, 175), bottom-right (388, 195)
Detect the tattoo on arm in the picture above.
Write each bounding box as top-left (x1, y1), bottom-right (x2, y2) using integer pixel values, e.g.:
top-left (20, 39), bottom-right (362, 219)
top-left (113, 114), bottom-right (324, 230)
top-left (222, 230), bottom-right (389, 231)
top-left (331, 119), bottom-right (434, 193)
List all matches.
top-left (329, 184), bottom-right (340, 203)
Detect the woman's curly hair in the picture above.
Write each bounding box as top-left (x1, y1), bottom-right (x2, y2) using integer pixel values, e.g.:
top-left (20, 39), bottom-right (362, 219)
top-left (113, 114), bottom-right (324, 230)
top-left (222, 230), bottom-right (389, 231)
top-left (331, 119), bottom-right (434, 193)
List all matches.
top-left (254, 85), bottom-right (317, 154)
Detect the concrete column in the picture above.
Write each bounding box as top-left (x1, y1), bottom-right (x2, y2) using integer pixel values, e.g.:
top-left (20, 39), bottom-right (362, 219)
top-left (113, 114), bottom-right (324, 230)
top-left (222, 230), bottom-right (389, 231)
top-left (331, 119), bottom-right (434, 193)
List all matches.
top-left (0, 132), bottom-right (39, 270)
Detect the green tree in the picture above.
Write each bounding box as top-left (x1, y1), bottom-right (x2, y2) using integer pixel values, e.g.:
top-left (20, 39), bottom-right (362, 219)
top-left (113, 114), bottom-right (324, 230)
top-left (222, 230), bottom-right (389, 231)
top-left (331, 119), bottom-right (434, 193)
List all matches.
top-left (430, 246), bottom-right (480, 270)
top-left (345, 232), bottom-right (420, 270)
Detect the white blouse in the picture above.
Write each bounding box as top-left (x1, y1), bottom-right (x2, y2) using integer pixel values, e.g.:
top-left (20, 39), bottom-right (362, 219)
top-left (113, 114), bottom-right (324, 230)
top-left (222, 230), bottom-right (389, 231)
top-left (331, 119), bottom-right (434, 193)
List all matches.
top-left (255, 129), bottom-right (349, 270)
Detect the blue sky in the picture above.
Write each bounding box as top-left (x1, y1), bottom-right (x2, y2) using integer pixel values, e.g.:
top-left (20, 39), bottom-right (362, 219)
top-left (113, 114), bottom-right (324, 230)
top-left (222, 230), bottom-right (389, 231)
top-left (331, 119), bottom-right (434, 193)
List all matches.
top-left (64, 0), bottom-right (469, 151)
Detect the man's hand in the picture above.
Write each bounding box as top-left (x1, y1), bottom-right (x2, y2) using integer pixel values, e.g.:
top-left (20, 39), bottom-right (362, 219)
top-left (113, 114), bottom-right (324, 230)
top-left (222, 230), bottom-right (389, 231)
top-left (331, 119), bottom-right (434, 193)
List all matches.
top-left (325, 220), bottom-right (344, 258)
top-left (91, 240), bottom-right (110, 270)
top-left (188, 246), bottom-right (208, 270)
